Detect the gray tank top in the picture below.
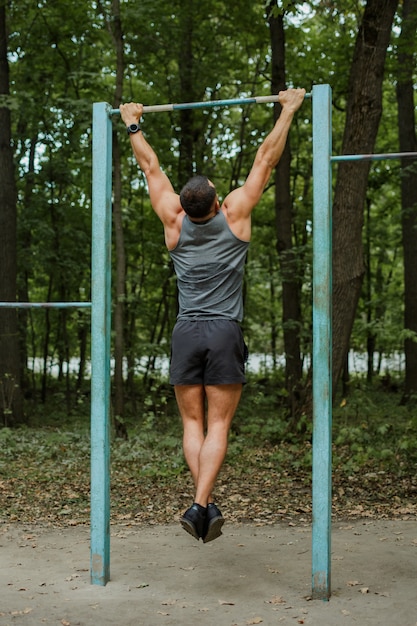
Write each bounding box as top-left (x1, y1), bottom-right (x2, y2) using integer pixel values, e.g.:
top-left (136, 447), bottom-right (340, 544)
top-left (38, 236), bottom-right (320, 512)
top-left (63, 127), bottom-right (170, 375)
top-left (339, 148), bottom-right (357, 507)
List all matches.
top-left (169, 211), bottom-right (249, 321)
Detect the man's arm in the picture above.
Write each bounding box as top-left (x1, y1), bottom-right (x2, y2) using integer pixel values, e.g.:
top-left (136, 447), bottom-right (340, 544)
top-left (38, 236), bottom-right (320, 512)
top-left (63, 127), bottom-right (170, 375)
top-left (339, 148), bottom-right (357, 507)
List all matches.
top-left (119, 102), bottom-right (181, 226)
top-left (222, 88), bottom-right (305, 238)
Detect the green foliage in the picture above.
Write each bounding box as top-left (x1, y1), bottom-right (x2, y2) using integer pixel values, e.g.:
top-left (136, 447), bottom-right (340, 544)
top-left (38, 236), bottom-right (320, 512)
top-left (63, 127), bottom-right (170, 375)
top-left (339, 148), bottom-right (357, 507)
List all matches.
top-left (3, 0), bottom-right (415, 419)
top-left (333, 384), bottom-right (417, 473)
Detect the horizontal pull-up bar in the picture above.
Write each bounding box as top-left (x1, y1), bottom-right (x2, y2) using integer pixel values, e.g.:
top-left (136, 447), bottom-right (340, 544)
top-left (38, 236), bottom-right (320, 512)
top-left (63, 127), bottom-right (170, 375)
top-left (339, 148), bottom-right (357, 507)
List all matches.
top-left (110, 92), bottom-right (312, 116)
top-left (0, 302), bottom-right (91, 309)
top-left (331, 151), bottom-right (417, 162)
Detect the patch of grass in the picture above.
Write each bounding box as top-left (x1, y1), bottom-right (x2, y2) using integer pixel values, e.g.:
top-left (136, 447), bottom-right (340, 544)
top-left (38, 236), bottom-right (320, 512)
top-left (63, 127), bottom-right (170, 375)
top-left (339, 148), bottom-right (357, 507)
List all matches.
top-left (1, 375), bottom-right (416, 525)
top-left (333, 384), bottom-right (417, 474)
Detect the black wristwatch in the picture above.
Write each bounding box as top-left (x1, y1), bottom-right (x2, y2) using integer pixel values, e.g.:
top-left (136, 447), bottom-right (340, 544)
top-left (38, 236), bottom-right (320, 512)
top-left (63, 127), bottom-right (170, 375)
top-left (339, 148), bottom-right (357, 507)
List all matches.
top-left (126, 123), bottom-right (141, 135)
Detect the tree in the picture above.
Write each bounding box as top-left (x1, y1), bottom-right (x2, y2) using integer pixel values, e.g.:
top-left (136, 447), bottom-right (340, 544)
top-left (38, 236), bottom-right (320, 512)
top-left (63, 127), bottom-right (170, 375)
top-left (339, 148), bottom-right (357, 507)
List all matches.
top-left (396, 0), bottom-right (417, 401)
top-left (268, 3), bottom-right (304, 417)
top-left (331, 0), bottom-right (399, 395)
top-left (103, 0), bottom-right (129, 438)
top-left (9, 0), bottom-right (98, 410)
top-left (0, 1), bottom-right (23, 424)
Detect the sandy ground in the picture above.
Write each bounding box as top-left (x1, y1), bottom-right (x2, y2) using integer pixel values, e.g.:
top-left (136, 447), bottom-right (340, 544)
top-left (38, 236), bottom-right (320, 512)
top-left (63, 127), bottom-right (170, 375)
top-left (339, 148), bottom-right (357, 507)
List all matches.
top-left (0, 519), bottom-right (416, 626)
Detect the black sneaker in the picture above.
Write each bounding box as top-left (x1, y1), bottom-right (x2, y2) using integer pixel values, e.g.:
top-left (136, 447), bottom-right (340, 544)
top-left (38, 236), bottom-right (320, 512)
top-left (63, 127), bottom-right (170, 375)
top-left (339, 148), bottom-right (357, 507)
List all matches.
top-left (180, 503), bottom-right (206, 541)
top-left (203, 503), bottom-right (224, 543)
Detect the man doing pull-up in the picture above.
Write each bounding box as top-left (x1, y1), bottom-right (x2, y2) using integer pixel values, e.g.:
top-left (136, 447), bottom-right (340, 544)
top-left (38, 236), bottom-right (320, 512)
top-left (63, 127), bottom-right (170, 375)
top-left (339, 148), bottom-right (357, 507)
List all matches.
top-left (120, 88), bottom-right (305, 543)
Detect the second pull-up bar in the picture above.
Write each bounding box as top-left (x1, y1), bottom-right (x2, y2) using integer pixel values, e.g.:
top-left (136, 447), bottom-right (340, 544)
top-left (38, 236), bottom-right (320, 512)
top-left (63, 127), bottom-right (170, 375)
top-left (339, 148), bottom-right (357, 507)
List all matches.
top-left (110, 92), bottom-right (312, 116)
top-left (332, 151), bottom-right (417, 162)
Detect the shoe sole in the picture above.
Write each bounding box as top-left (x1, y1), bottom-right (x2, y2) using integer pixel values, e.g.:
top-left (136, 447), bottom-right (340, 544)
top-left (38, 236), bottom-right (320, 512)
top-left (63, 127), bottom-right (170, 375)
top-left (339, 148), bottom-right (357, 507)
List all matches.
top-left (180, 517), bottom-right (201, 541)
top-left (203, 516), bottom-right (224, 543)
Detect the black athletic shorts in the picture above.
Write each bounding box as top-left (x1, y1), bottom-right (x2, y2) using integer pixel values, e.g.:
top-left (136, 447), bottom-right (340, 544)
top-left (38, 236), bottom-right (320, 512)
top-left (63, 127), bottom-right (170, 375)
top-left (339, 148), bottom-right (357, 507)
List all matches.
top-left (169, 319), bottom-right (248, 386)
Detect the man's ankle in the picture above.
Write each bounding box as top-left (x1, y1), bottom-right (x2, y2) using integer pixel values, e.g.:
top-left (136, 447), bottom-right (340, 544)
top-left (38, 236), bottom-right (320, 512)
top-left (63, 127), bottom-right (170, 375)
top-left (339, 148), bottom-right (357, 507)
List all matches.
top-left (192, 502), bottom-right (207, 513)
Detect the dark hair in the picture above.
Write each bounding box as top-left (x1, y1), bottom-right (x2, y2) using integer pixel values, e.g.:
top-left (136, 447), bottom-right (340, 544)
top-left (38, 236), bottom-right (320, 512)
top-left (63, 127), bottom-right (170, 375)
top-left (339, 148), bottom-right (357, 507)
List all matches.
top-left (179, 175), bottom-right (216, 218)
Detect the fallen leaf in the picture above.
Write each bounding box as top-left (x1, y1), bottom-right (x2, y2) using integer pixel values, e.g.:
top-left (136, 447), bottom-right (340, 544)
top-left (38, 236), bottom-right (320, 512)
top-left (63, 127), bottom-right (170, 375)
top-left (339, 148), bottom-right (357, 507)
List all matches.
top-left (11, 608), bottom-right (33, 616)
top-left (268, 596), bottom-right (286, 605)
top-left (360, 587), bottom-right (369, 594)
top-left (1, 431), bottom-right (416, 529)
top-left (247, 618), bottom-right (263, 625)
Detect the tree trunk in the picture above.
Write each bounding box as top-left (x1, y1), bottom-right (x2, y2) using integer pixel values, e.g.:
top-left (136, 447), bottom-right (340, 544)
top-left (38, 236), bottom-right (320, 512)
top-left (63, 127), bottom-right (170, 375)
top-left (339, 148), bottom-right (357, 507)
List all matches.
top-left (396, 0), bottom-right (417, 401)
top-left (268, 252), bottom-right (278, 370)
top-left (365, 197), bottom-right (375, 383)
top-left (109, 0), bottom-right (128, 438)
top-left (18, 135), bottom-right (37, 394)
top-left (0, 2), bottom-right (23, 424)
top-left (268, 7), bottom-right (303, 416)
top-left (76, 311), bottom-right (88, 393)
top-left (332, 0), bottom-right (398, 395)
top-left (41, 278), bottom-right (53, 404)
top-left (178, 0), bottom-right (195, 186)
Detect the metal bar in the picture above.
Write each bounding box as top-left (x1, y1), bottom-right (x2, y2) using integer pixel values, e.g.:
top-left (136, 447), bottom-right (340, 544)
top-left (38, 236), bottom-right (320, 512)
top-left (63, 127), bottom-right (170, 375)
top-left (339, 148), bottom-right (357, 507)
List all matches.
top-left (311, 84), bottom-right (333, 601)
top-left (90, 102), bottom-right (112, 586)
top-left (0, 302), bottom-right (91, 309)
top-left (110, 92), bottom-right (312, 115)
top-left (331, 151), bottom-right (417, 162)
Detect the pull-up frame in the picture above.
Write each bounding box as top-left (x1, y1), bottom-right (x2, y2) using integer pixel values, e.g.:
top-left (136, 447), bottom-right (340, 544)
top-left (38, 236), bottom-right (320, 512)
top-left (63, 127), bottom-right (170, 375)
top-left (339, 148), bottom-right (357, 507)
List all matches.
top-left (91, 84), bottom-right (416, 598)
top-left (91, 87), bottom-right (334, 593)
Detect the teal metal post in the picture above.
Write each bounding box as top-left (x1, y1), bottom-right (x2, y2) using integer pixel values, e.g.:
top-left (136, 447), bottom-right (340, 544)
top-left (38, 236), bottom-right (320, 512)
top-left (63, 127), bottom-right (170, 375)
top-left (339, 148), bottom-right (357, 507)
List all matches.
top-left (90, 102), bottom-right (112, 585)
top-left (311, 84), bottom-right (333, 600)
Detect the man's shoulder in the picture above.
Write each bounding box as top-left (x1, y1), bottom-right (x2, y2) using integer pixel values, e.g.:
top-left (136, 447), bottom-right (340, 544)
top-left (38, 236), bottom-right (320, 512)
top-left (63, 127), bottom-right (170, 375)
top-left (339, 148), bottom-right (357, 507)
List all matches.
top-left (220, 204), bottom-right (251, 242)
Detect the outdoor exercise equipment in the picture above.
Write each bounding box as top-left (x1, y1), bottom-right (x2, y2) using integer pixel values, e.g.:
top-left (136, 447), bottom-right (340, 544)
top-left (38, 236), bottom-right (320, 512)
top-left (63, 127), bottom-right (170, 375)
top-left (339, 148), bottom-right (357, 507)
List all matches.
top-left (0, 302), bottom-right (91, 308)
top-left (91, 85), bottom-right (417, 598)
top-left (2, 85), bottom-right (415, 600)
top-left (311, 84), bottom-right (416, 600)
top-left (109, 92), bottom-right (312, 116)
top-left (99, 88), bottom-right (334, 595)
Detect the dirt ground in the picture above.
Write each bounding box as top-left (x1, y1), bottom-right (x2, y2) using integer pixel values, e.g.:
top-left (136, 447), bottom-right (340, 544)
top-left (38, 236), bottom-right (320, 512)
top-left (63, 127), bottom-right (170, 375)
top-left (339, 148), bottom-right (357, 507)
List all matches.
top-left (0, 518), bottom-right (416, 626)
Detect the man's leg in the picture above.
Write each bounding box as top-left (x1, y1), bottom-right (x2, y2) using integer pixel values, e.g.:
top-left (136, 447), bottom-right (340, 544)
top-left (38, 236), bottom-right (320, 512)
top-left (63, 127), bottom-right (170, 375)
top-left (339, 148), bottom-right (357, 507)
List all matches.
top-left (194, 383), bottom-right (242, 506)
top-left (175, 383), bottom-right (242, 540)
top-left (174, 384), bottom-right (206, 490)
top-left (175, 384), bottom-right (209, 539)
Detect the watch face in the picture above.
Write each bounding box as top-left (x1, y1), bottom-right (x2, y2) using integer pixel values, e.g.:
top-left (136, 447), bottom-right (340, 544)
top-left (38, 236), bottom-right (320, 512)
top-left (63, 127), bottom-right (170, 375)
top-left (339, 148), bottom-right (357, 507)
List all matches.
top-left (128, 124), bottom-right (140, 134)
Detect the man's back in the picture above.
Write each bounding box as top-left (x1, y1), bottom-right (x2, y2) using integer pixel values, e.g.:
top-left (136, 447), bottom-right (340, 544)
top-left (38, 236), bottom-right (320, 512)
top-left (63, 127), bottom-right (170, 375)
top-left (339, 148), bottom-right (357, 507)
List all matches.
top-left (169, 212), bottom-right (249, 321)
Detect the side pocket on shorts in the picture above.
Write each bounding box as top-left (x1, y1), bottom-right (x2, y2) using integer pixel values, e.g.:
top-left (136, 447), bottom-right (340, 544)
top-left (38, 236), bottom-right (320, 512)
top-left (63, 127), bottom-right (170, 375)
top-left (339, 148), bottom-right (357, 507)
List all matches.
top-left (236, 323), bottom-right (249, 364)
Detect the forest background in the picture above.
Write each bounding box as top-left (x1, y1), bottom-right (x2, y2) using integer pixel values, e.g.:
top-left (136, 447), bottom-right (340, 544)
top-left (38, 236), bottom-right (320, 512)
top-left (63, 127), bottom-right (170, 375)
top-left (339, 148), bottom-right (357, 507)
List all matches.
top-left (0, 0), bottom-right (416, 524)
